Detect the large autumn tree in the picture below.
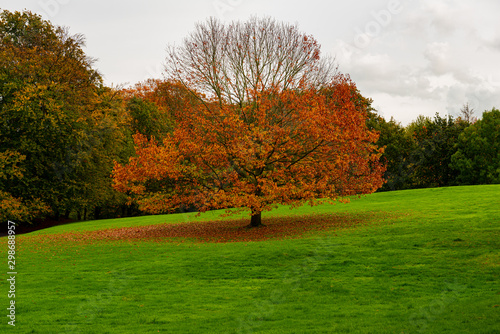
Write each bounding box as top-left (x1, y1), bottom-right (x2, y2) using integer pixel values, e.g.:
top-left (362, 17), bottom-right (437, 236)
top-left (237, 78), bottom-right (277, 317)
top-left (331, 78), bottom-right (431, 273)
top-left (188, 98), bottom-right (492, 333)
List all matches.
top-left (113, 17), bottom-right (385, 227)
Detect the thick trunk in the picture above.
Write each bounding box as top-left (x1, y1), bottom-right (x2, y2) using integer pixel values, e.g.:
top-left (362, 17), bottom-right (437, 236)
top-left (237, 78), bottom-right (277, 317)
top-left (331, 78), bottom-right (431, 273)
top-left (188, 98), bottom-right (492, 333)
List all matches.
top-left (249, 211), bottom-right (262, 228)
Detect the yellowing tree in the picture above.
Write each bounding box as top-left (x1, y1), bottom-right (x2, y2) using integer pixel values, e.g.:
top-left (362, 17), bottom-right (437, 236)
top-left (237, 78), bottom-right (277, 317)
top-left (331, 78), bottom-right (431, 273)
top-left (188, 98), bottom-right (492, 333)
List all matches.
top-left (0, 10), bottom-right (131, 223)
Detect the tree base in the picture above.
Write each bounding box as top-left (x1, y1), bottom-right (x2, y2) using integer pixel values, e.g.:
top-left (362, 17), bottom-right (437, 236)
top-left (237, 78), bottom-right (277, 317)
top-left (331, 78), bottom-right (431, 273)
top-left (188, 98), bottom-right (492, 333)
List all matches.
top-left (245, 223), bottom-right (267, 229)
top-left (249, 211), bottom-right (263, 228)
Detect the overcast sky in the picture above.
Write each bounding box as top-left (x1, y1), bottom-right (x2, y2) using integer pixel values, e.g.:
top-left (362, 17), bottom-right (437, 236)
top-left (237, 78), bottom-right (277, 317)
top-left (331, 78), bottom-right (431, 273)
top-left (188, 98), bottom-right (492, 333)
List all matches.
top-left (2, 0), bottom-right (500, 124)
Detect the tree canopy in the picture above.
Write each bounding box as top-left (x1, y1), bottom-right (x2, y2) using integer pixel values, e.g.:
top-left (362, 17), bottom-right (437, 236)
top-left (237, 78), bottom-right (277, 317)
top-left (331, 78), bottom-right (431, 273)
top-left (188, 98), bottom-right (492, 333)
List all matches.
top-left (0, 10), bottom-right (131, 223)
top-left (113, 17), bottom-right (385, 227)
top-left (451, 108), bottom-right (500, 185)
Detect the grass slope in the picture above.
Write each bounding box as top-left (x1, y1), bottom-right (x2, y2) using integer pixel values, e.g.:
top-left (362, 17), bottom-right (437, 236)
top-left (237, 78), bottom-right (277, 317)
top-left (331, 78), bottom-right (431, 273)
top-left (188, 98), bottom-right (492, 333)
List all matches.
top-left (1, 185), bottom-right (499, 333)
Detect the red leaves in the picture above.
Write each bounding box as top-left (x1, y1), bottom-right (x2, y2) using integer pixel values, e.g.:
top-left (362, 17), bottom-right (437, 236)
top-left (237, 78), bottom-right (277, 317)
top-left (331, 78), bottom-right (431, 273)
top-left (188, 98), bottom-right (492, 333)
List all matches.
top-left (21, 212), bottom-right (391, 245)
top-left (112, 76), bottom-right (386, 222)
top-left (113, 17), bottom-right (386, 226)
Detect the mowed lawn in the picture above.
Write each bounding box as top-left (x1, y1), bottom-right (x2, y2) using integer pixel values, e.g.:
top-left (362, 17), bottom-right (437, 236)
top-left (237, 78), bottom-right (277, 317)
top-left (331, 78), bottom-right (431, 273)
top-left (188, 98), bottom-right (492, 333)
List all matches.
top-left (1, 185), bottom-right (499, 333)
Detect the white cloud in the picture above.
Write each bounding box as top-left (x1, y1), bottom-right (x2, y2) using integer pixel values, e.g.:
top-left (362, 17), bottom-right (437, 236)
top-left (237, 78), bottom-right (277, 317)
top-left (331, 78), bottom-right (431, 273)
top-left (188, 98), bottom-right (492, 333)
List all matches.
top-left (424, 42), bottom-right (450, 75)
top-left (2, 0), bottom-right (500, 123)
top-left (332, 0), bottom-right (500, 123)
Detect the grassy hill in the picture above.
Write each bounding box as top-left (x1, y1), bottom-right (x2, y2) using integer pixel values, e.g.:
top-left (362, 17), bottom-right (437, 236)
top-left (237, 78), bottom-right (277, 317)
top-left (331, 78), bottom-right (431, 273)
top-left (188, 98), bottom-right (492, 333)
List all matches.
top-left (2, 185), bottom-right (499, 333)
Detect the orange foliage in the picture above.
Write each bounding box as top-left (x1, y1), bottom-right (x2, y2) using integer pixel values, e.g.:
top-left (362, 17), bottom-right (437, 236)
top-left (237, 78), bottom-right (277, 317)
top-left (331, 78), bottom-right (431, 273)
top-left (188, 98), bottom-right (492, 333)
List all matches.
top-left (23, 212), bottom-right (394, 245)
top-left (113, 74), bottom-right (385, 224)
top-left (0, 150), bottom-right (50, 222)
top-left (122, 79), bottom-right (196, 118)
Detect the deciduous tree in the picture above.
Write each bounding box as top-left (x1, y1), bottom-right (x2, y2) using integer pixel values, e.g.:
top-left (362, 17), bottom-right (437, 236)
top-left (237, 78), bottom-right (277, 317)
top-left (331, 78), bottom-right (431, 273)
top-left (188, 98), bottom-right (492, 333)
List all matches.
top-left (367, 112), bottom-right (414, 191)
top-left (405, 114), bottom-right (468, 188)
top-left (0, 10), bottom-right (131, 223)
top-left (451, 108), bottom-right (500, 185)
top-left (113, 17), bottom-right (385, 227)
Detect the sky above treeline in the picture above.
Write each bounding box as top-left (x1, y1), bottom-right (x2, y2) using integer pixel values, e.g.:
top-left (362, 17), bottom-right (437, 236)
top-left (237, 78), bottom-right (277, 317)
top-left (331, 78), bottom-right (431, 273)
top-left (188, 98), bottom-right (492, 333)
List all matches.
top-left (2, 0), bottom-right (500, 124)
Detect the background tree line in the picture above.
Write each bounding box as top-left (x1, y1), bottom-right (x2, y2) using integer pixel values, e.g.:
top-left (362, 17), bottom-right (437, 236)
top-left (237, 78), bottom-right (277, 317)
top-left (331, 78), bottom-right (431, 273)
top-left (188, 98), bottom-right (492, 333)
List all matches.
top-left (368, 104), bottom-right (499, 191)
top-left (1, 10), bottom-right (498, 226)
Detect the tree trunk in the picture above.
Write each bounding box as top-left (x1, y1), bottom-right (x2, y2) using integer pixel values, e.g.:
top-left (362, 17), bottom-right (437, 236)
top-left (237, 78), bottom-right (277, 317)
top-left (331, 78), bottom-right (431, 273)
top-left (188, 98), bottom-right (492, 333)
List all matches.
top-left (53, 209), bottom-right (60, 221)
top-left (249, 210), bottom-right (263, 228)
top-left (94, 206), bottom-right (101, 220)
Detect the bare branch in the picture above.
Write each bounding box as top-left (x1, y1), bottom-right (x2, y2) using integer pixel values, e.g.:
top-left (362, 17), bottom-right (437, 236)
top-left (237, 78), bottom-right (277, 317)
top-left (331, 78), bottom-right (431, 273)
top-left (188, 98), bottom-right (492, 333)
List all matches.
top-left (165, 16), bottom-right (337, 105)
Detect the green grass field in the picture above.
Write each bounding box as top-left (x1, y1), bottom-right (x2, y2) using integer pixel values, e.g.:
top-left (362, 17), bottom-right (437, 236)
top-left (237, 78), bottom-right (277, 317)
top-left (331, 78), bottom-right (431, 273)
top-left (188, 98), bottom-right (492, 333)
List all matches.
top-left (2, 185), bottom-right (499, 333)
